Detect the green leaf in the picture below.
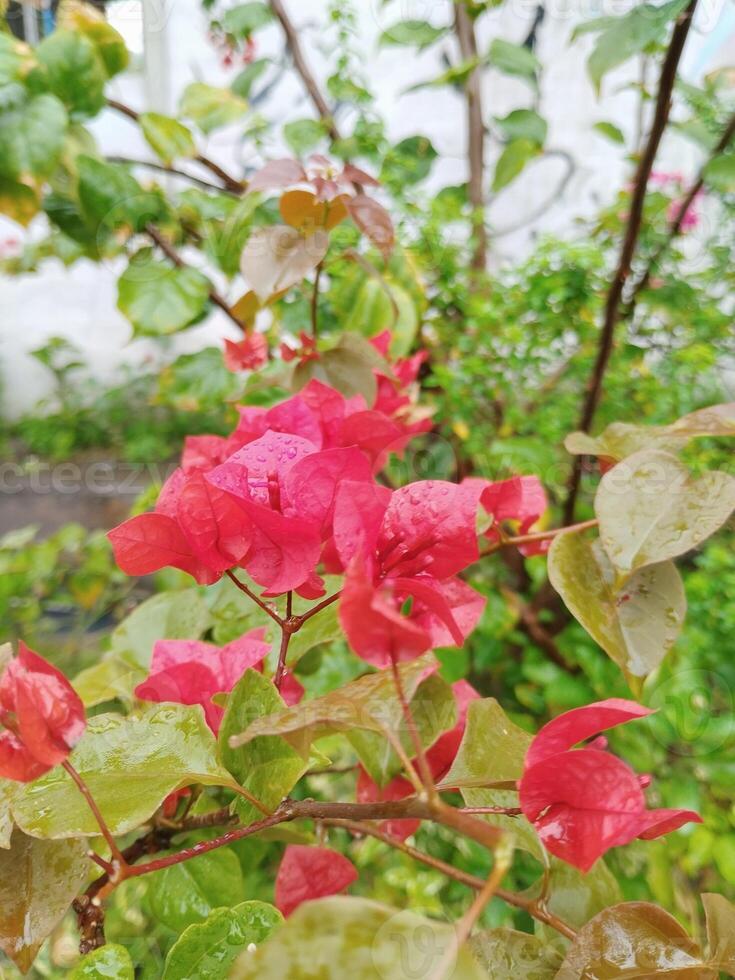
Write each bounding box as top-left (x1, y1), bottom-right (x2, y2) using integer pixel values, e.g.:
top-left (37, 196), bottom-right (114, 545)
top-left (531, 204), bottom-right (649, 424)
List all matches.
top-left (470, 929), bottom-right (561, 978)
top-left (72, 655), bottom-right (146, 708)
top-left (140, 112), bottom-right (196, 165)
top-left (220, 670), bottom-right (308, 826)
top-left (487, 39), bottom-right (539, 82)
top-left (492, 138), bottom-right (540, 191)
top-left (70, 944), bottom-right (135, 979)
top-left (230, 896), bottom-right (485, 979)
top-left (58, 3), bottom-right (130, 78)
top-left (381, 135), bottom-right (437, 185)
top-left (110, 589), bottom-right (211, 668)
top-left (163, 901), bottom-right (282, 979)
top-left (32, 30), bottom-right (107, 118)
top-left (463, 786), bottom-right (542, 858)
top-left (540, 858), bottom-right (622, 932)
top-left (586, 0), bottom-right (689, 92)
top-left (12, 704), bottom-right (239, 838)
top-left (442, 698), bottom-right (531, 789)
top-left (0, 831), bottom-right (89, 973)
top-left (0, 92), bottom-right (68, 181)
top-left (222, 2), bottom-right (274, 37)
top-left (241, 224), bottom-right (328, 301)
top-left (594, 450), bottom-right (735, 575)
top-left (703, 893), bottom-right (735, 973)
top-left (117, 253), bottom-right (212, 336)
top-left (548, 531), bottom-right (686, 683)
top-left (76, 155), bottom-right (146, 230)
top-left (228, 655), bottom-right (437, 757)
top-left (284, 118), bottom-right (326, 156)
top-left (556, 901), bottom-right (713, 978)
top-left (349, 672), bottom-right (457, 786)
top-left (232, 59), bottom-right (270, 99)
top-left (180, 83), bottom-right (248, 134)
top-left (379, 20), bottom-right (448, 50)
top-left (0, 780), bottom-right (19, 849)
top-left (704, 152), bottom-right (735, 193)
top-left (148, 849), bottom-right (246, 932)
top-left (593, 121), bottom-right (625, 144)
top-left (0, 177), bottom-right (39, 225)
top-left (494, 109), bottom-right (547, 146)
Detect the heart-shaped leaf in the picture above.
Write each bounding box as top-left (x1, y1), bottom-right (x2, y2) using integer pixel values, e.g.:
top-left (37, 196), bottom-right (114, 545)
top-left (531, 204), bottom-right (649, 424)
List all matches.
top-left (595, 450), bottom-right (735, 575)
top-left (12, 704), bottom-right (238, 838)
top-left (548, 530), bottom-right (686, 682)
top-left (0, 831), bottom-right (89, 973)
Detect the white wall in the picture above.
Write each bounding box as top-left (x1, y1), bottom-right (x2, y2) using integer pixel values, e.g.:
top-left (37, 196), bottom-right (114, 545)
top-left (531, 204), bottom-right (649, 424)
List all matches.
top-left (1, 0), bottom-right (733, 416)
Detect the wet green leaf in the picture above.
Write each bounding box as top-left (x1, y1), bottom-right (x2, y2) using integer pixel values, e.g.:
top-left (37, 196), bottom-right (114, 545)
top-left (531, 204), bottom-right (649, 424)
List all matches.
top-left (70, 943), bottom-right (135, 978)
top-left (230, 896), bottom-right (485, 978)
top-left (548, 531), bottom-right (686, 682)
top-left (110, 589), bottom-right (211, 668)
top-left (12, 704), bottom-right (238, 838)
top-left (220, 669), bottom-right (307, 825)
top-left (148, 848), bottom-right (245, 932)
top-left (442, 698), bottom-right (531, 789)
top-left (0, 831), bottom-right (89, 973)
top-left (162, 901), bottom-right (282, 979)
top-left (595, 450), bottom-right (735, 575)
top-left (702, 893), bottom-right (735, 973)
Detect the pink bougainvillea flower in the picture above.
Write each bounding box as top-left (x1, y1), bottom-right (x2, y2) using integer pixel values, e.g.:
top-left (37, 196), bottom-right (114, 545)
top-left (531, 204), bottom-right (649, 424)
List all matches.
top-left (207, 431), bottom-right (374, 595)
top-left (518, 698), bottom-right (701, 872)
top-left (223, 332), bottom-right (268, 373)
top-left (275, 845), bottom-right (358, 917)
top-left (356, 680), bottom-right (480, 840)
top-left (478, 476), bottom-right (549, 556)
top-left (134, 629), bottom-right (270, 733)
top-left (108, 467), bottom-right (253, 586)
top-left (336, 479), bottom-right (487, 667)
top-left (0, 643), bottom-right (86, 782)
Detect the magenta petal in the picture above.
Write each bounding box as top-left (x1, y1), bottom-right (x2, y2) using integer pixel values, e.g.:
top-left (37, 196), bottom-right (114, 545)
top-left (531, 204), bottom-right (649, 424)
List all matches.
top-left (333, 480), bottom-right (391, 569)
top-left (636, 807), bottom-right (702, 840)
top-left (275, 845), bottom-right (358, 917)
top-left (235, 499), bottom-right (321, 594)
top-left (285, 447), bottom-right (373, 537)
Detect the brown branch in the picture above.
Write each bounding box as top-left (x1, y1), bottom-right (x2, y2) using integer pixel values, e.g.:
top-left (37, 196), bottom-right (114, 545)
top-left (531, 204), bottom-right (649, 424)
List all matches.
top-left (144, 224), bottom-right (249, 334)
top-left (268, 0), bottom-right (340, 141)
top-left (454, 2), bottom-right (488, 271)
top-left (562, 0), bottom-right (698, 524)
top-left (107, 155), bottom-right (240, 196)
top-left (106, 98), bottom-right (246, 194)
top-left (626, 109), bottom-right (735, 307)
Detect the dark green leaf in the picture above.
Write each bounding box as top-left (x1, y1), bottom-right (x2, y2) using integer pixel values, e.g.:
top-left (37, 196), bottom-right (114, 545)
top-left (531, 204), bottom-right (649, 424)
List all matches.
top-left (32, 30), bottom-right (107, 118)
top-left (704, 152), bottom-right (735, 193)
top-left (148, 849), bottom-right (246, 931)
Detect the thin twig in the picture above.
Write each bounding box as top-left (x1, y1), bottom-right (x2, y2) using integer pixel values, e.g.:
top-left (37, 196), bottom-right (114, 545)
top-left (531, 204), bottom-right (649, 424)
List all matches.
top-left (479, 518), bottom-right (598, 558)
top-left (107, 155), bottom-right (240, 195)
top-left (106, 98), bottom-right (246, 194)
top-left (311, 262), bottom-right (323, 337)
top-left (268, 0), bottom-right (340, 141)
top-left (62, 761), bottom-right (126, 868)
top-left (144, 224), bottom-right (249, 334)
top-left (299, 590), bottom-right (341, 624)
top-left (562, 0), bottom-right (698, 524)
top-left (390, 654), bottom-right (437, 799)
top-left (626, 109), bottom-right (735, 306)
top-left (274, 591), bottom-right (293, 690)
top-left (226, 570), bottom-right (283, 626)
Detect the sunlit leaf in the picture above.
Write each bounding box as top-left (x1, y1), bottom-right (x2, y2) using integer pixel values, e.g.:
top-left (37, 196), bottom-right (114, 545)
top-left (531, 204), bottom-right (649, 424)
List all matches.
top-left (110, 589), bottom-right (211, 668)
top-left (442, 698), bottom-right (531, 789)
